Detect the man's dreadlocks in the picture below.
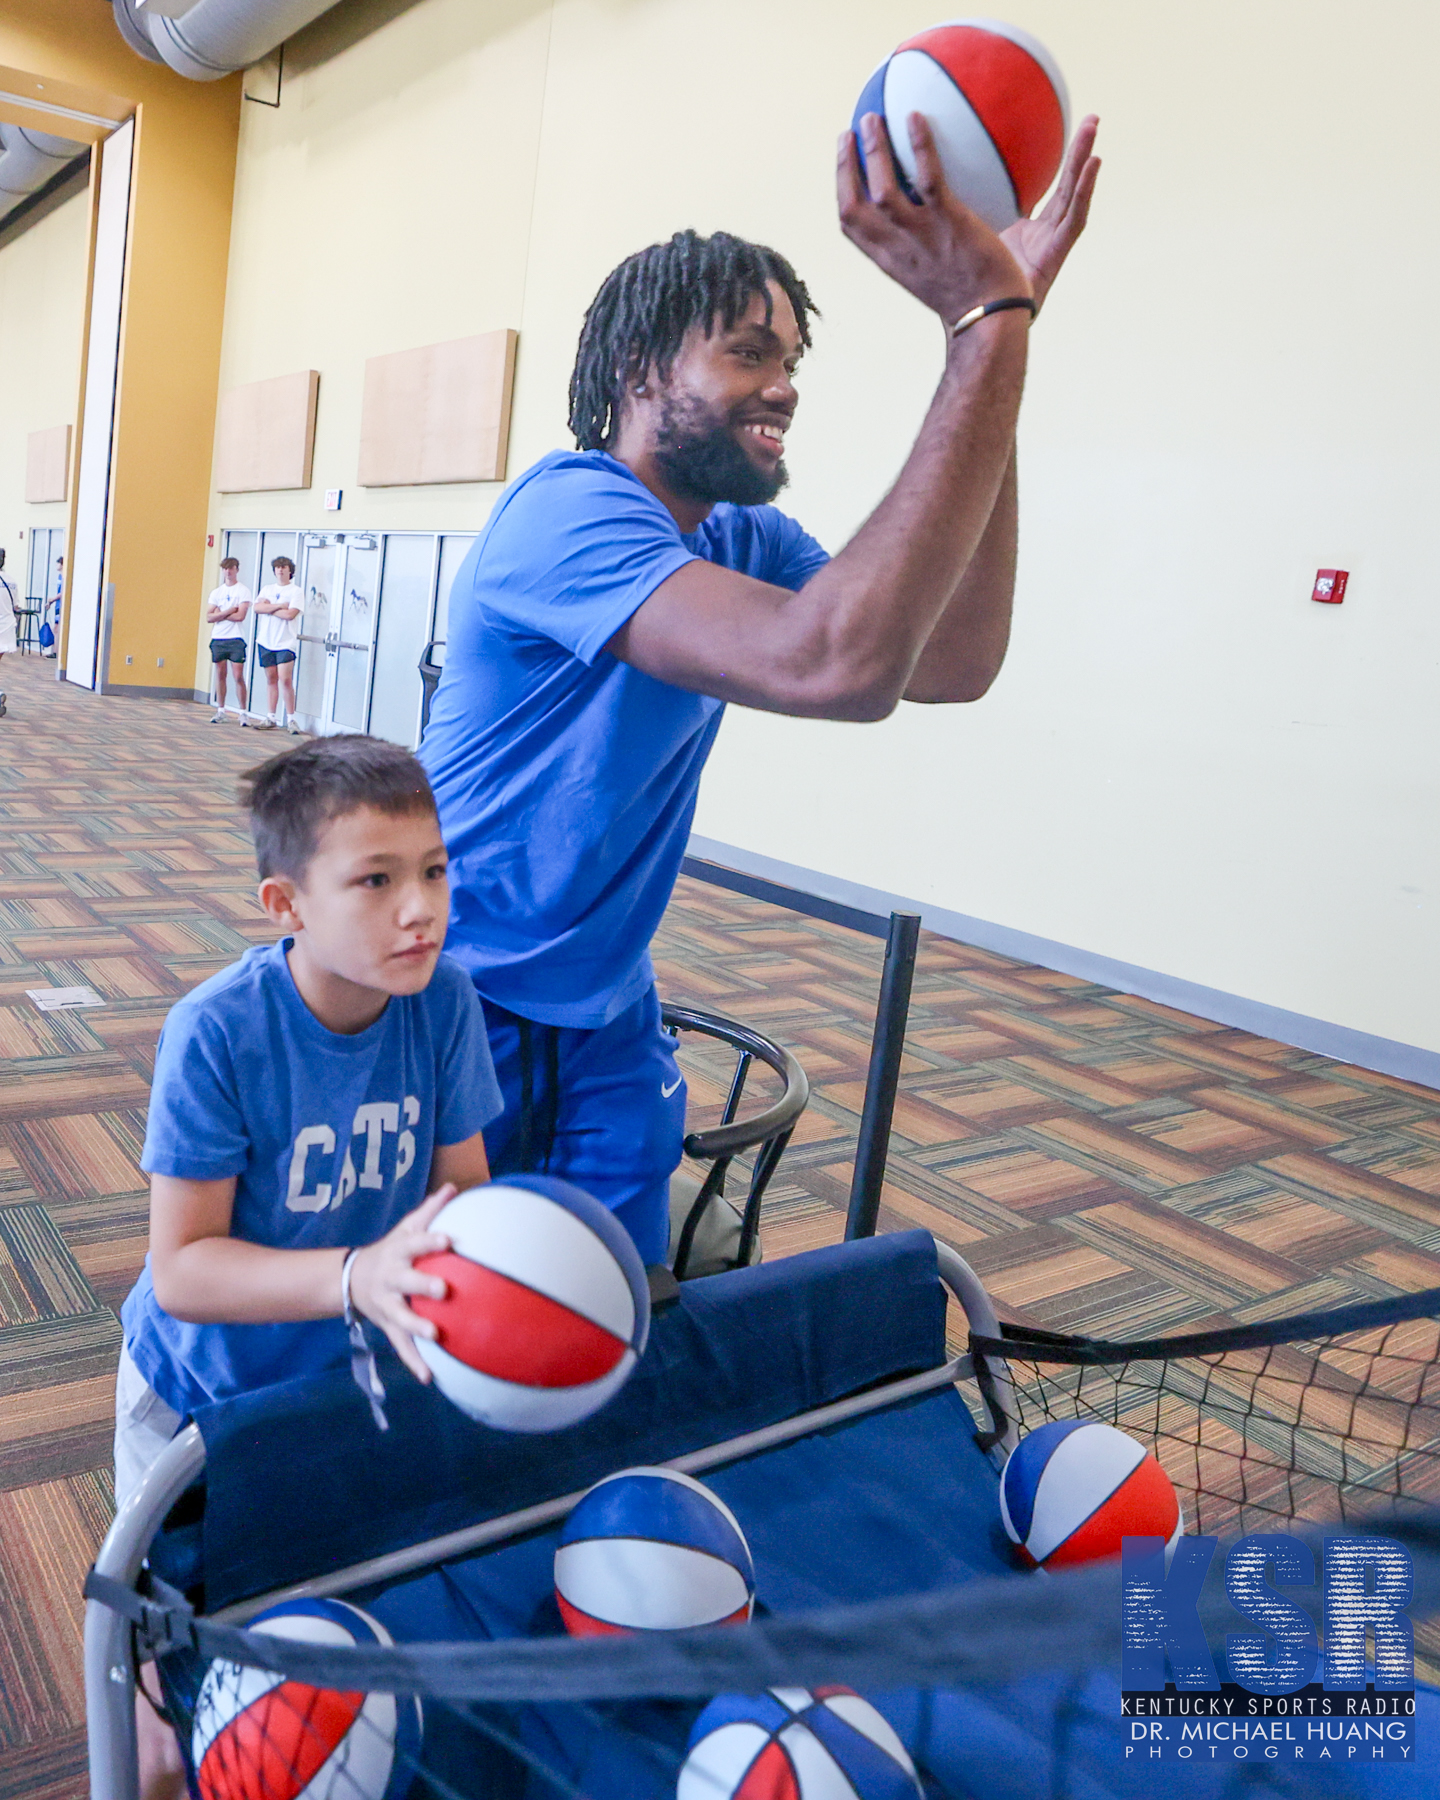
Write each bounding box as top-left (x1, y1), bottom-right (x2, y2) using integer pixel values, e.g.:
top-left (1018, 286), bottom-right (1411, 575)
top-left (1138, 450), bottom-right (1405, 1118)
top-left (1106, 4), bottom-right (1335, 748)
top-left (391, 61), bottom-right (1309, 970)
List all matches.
top-left (568, 229), bottom-right (819, 452)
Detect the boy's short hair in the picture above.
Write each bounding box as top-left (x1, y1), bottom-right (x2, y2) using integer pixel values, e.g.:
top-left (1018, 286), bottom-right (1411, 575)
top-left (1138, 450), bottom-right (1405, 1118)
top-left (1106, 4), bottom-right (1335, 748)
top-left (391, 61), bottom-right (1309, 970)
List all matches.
top-left (272, 556), bottom-right (295, 574)
top-left (241, 736), bottom-right (439, 882)
top-left (219, 556), bottom-right (241, 570)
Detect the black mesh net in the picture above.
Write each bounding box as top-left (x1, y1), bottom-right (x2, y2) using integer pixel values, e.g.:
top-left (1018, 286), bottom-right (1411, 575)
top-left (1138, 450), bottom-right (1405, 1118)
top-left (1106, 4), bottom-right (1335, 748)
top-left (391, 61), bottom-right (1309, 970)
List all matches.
top-left (971, 1285), bottom-right (1440, 1537)
top-left (110, 1284), bottom-right (1440, 1800)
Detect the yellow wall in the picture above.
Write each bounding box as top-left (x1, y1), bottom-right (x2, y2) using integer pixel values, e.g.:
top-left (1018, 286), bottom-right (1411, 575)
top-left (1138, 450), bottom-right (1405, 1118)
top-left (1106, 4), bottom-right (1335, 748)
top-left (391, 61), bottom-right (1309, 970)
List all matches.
top-left (0, 188), bottom-right (89, 568)
top-left (207, 0), bottom-right (1439, 1054)
top-left (0, 0), bottom-right (240, 693)
top-left (105, 90), bottom-right (240, 688)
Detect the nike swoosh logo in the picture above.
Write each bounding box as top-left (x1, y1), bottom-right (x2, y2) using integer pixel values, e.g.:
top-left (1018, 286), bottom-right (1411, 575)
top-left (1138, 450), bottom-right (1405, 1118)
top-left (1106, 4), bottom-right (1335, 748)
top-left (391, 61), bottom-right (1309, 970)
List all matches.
top-left (661, 1076), bottom-right (683, 1098)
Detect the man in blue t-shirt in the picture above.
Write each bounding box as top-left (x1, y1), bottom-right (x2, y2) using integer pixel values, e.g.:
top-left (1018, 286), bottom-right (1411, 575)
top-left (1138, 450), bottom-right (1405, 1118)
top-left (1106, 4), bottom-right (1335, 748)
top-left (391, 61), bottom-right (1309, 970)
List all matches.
top-left (420, 111), bottom-right (1101, 1264)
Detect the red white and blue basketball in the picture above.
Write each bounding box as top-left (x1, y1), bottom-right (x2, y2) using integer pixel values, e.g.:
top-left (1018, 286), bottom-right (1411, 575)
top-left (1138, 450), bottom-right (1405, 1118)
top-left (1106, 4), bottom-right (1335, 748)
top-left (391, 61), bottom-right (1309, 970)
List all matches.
top-left (853, 19), bottom-right (1069, 231)
top-left (190, 1598), bottom-right (420, 1800)
top-left (555, 1466), bottom-right (755, 1636)
top-left (999, 1420), bottom-right (1182, 1568)
top-left (679, 1688), bottom-right (921, 1800)
top-left (410, 1174), bottom-right (649, 1432)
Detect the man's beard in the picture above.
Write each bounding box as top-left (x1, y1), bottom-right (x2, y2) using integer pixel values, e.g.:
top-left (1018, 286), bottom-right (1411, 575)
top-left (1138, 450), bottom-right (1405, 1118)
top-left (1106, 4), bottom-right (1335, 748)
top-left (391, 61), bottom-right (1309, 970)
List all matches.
top-left (652, 391), bottom-right (788, 508)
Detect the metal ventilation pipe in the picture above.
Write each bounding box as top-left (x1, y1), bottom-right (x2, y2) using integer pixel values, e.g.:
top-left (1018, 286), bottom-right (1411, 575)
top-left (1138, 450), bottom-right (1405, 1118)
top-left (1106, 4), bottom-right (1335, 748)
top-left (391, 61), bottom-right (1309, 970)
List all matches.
top-left (110, 0), bottom-right (344, 80)
top-left (0, 124), bottom-right (87, 226)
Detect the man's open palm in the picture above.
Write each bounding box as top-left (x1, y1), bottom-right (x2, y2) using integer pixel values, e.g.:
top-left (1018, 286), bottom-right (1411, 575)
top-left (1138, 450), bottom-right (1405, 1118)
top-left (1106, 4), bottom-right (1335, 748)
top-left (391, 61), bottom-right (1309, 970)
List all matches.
top-left (1001, 115), bottom-right (1101, 313)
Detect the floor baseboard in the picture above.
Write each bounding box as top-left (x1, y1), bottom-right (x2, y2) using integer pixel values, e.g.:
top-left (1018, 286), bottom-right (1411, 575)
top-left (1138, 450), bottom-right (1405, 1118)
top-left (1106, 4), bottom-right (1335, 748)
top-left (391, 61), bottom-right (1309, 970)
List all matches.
top-left (684, 835), bottom-right (1440, 1093)
top-left (97, 680), bottom-right (207, 702)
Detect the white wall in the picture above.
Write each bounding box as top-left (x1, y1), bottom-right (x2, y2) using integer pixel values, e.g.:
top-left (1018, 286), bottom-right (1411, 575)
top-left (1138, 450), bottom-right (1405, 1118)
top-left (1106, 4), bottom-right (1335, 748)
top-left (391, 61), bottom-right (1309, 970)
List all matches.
top-left (0, 188), bottom-right (88, 570)
top-left (210, 0), bottom-right (1440, 1054)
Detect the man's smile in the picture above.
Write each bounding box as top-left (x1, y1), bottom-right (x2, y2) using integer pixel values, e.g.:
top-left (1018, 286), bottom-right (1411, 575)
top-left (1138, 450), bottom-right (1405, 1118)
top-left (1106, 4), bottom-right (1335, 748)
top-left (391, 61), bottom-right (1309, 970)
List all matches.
top-left (741, 419), bottom-right (789, 462)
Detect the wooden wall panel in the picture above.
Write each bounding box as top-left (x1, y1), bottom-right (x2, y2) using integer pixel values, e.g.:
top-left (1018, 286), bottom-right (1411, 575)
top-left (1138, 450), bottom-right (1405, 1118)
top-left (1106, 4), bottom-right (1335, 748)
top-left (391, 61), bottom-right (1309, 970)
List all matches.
top-left (358, 330), bottom-right (517, 487)
top-left (25, 425), bottom-right (71, 503)
top-left (213, 369), bottom-right (318, 493)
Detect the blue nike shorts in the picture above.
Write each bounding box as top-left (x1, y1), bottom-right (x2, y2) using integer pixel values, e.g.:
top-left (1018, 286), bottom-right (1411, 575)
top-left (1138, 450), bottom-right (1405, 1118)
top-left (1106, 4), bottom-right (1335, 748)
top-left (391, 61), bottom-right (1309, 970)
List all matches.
top-left (478, 984), bottom-right (684, 1265)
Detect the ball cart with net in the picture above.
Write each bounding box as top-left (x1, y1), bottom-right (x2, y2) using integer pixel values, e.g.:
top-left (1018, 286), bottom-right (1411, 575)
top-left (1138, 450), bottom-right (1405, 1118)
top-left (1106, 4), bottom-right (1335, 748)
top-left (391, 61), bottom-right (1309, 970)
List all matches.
top-left (84, 1218), bottom-right (1440, 1800)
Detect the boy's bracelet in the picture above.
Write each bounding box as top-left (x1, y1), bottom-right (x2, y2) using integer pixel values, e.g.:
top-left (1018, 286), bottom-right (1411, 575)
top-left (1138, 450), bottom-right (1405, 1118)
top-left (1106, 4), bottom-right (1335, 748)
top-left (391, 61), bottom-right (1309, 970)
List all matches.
top-left (340, 1247), bottom-right (390, 1432)
top-left (340, 1246), bottom-right (361, 1324)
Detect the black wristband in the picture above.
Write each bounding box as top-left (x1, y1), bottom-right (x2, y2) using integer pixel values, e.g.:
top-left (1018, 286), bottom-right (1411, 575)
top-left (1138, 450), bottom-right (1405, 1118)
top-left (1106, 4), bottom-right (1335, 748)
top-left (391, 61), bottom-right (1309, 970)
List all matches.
top-left (950, 296), bottom-right (1037, 339)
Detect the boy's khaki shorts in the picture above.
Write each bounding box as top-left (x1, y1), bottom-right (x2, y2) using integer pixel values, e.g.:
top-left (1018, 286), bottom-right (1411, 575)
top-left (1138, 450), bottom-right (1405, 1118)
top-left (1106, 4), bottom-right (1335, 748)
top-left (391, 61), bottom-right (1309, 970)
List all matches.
top-left (114, 1345), bottom-right (182, 1514)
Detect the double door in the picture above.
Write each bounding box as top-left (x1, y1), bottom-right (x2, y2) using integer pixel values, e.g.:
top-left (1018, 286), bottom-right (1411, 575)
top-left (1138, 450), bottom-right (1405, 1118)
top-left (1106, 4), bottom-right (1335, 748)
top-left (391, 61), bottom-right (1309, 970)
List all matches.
top-left (222, 526), bottom-right (475, 746)
top-left (294, 534), bottom-right (381, 736)
top-left (26, 528), bottom-right (65, 640)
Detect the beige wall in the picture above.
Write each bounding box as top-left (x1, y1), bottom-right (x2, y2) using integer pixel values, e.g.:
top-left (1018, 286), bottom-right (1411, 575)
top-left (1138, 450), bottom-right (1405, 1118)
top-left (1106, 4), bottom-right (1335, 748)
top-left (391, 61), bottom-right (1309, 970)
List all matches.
top-left (0, 188), bottom-right (89, 570)
top-left (209, 0), bottom-right (1440, 1054)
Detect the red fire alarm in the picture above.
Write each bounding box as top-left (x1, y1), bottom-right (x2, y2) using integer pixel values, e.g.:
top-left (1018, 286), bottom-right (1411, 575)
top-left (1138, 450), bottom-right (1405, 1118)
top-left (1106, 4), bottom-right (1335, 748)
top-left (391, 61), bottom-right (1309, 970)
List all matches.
top-left (1312, 569), bottom-right (1348, 604)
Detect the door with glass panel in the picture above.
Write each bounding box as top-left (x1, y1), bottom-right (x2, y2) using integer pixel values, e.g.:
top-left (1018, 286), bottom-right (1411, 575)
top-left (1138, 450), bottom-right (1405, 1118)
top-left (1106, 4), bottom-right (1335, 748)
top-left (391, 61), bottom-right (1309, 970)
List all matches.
top-left (293, 536), bottom-right (338, 729)
top-left (329, 539), bottom-right (380, 734)
top-left (25, 529), bottom-right (52, 607)
top-left (292, 534), bottom-right (383, 736)
top-left (26, 528), bottom-right (65, 648)
top-left (246, 528), bottom-right (476, 744)
top-left (368, 535), bottom-right (438, 748)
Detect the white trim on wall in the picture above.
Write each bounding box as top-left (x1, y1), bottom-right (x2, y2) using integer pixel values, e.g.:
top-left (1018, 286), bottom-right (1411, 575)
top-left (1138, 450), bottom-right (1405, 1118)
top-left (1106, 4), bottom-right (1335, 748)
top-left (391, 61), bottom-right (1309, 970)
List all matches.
top-left (66, 117), bottom-right (133, 691)
top-left (686, 834), bottom-right (1440, 1094)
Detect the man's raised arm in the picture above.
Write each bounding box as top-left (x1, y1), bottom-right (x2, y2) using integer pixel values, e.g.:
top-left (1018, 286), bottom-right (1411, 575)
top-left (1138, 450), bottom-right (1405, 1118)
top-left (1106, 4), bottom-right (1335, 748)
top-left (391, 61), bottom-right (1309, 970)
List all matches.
top-left (608, 114), bottom-right (1099, 722)
top-left (904, 119), bottom-right (1099, 704)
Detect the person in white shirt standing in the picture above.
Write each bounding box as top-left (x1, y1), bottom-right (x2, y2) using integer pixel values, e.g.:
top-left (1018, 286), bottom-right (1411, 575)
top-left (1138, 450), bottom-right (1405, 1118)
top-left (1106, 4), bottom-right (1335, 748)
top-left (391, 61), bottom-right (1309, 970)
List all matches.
top-left (251, 554), bottom-right (303, 733)
top-left (206, 556), bottom-right (253, 724)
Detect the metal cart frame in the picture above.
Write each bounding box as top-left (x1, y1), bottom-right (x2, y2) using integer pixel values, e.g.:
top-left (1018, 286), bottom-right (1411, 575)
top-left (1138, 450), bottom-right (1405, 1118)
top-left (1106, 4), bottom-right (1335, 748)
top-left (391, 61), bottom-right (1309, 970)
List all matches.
top-left (84, 1239), bottom-right (1015, 1800)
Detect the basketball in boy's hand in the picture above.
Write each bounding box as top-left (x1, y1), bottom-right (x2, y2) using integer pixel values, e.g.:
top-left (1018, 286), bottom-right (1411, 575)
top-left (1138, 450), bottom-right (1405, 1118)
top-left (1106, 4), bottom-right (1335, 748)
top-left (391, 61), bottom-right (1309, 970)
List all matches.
top-left (191, 1598), bottom-right (420, 1800)
top-left (852, 19), bottom-right (1069, 231)
top-left (999, 1419), bottom-right (1182, 1568)
top-left (555, 1467), bottom-right (755, 1635)
top-left (410, 1174), bottom-right (650, 1431)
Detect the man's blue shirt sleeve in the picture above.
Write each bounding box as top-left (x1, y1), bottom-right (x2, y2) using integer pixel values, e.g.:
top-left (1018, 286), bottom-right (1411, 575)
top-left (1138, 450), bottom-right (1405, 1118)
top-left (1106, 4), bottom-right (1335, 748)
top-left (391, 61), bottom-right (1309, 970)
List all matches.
top-left (762, 509), bottom-right (830, 592)
top-left (476, 459), bottom-right (696, 665)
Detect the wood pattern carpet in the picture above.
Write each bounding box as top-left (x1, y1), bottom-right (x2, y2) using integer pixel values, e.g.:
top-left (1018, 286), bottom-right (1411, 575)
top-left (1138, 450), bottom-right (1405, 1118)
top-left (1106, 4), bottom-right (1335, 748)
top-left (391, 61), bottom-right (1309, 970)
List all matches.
top-left (1, 652), bottom-right (1439, 1793)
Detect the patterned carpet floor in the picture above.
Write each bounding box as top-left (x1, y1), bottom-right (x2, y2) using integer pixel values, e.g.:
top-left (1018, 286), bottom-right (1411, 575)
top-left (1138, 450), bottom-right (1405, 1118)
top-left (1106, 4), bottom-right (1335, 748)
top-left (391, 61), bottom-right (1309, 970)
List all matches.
top-left (0, 651), bottom-right (1438, 1790)
top-left (660, 891), bottom-right (1440, 1339)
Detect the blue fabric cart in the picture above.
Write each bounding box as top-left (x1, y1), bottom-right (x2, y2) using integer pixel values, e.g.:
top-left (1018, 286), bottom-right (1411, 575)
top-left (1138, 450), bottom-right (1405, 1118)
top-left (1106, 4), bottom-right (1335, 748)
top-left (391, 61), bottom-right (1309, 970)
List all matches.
top-left (84, 1232), bottom-right (1438, 1800)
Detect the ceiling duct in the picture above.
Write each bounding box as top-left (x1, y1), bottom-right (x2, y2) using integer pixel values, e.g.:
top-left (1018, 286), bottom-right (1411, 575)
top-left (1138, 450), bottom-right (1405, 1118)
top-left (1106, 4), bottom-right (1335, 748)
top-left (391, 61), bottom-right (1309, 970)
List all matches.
top-left (110, 0), bottom-right (344, 80)
top-left (0, 123), bottom-right (88, 226)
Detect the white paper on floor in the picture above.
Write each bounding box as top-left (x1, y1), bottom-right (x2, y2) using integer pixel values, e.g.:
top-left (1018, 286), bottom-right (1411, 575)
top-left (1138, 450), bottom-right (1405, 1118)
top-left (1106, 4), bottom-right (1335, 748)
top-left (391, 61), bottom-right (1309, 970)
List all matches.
top-left (26, 986), bottom-right (105, 1012)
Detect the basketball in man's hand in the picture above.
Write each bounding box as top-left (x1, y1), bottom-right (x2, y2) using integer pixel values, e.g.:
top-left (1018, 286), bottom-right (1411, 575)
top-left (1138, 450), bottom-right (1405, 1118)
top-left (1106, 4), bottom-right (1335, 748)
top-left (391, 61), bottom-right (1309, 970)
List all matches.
top-left (852, 19), bottom-right (1069, 231)
top-left (410, 1175), bottom-right (649, 1432)
top-left (1000, 1420), bottom-right (1182, 1568)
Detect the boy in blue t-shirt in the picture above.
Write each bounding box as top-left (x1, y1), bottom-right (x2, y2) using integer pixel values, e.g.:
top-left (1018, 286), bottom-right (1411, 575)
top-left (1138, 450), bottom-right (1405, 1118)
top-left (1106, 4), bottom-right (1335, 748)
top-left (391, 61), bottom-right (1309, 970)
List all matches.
top-left (120, 734), bottom-right (502, 1799)
top-left (117, 734), bottom-right (502, 1515)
